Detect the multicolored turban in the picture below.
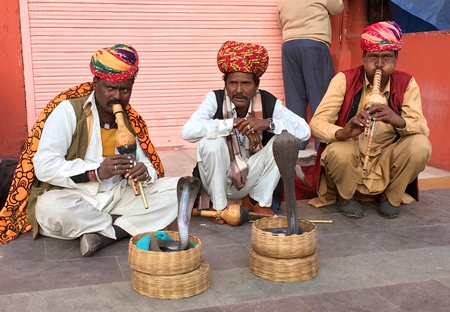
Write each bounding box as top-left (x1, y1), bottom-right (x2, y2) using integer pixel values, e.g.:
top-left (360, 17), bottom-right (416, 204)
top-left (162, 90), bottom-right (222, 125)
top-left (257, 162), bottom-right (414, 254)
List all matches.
top-left (217, 41), bottom-right (269, 78)
top-left (90, 43), bottom-right (139, 82)
top-left (360, 21), bottom-right (403, 52)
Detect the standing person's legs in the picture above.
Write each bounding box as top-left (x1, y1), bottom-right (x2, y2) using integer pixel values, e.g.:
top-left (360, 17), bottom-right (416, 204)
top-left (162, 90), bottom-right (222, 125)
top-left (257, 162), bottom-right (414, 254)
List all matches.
top-left (282, 41), bottom-right (309, 149)
top-left (302, 40), bottom-right (335, 150)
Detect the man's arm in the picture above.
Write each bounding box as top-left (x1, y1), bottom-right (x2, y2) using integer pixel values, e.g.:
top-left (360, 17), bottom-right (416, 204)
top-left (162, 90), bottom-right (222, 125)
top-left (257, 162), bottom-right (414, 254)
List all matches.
top-left (310, 72), bottom-right (348, 143)
top-left (393, 78), bottom-right (430, 137)
top-left (182, 91), bottom-right (232, 143)
top-left (272, 99), bottom-right (311, 142)
top-left (33, 100), bottom-right (98, 188)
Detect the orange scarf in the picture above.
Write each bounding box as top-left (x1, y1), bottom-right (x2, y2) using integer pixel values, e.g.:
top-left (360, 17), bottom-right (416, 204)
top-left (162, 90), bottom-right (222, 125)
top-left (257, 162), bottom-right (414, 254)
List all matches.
top-left (0, 82), bottom-right (164, 244)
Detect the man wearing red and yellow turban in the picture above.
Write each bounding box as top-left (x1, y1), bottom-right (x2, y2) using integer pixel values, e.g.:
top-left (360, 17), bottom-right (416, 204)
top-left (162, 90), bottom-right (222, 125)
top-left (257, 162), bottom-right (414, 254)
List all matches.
top-left (0, 44), bottom-right (180, 256)
top-left (309, 21), bottom-right (431, 219)
top-left (182, 40), bottom-right (311, 223)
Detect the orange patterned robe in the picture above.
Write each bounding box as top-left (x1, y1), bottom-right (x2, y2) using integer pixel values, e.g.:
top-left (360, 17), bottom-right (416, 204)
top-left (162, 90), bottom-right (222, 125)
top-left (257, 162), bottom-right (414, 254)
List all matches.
top-left (0, 82), bottom-right (164, 244)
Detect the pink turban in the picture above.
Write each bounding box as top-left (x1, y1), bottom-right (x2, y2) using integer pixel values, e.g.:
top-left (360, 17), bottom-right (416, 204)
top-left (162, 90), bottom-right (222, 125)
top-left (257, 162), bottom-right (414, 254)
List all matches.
top-left (360, 21), bottom-right (403, 52)
top-left (217, 41), bottom-right (269, 77)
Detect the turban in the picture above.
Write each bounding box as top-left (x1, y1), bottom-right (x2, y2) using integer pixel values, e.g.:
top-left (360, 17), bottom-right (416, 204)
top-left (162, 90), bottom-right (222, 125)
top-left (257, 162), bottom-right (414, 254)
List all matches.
top-left (90, 43), bottom-right (139, 82)
top-left (217, 41), bottom-right (269, 78)
top-left (360, 21), bottom-right (403, 52)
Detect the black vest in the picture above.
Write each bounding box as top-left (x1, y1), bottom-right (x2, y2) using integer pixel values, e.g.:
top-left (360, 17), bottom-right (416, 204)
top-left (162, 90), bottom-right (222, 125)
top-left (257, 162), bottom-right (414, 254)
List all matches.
top-left (212, 89), bottom-right (277, 146)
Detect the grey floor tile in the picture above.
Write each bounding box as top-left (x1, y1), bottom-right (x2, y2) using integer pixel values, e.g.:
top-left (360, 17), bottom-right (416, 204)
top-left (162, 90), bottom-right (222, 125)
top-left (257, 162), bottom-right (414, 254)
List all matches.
top-left (0, 256), bottom-right (125, 295)
top-left (300, 288), bottom-right (402, 312)
top-left (372, 280), bottom-right (450, 312)
top-left (0, 293), bottom-right (31, 312)
top-left (222, 296), bottom-right (313, 312)
top-left (202, 243), bottom-right (250, 271)
top-left (317, 232), bottom-right (387, 259)
top-left (359, 224), bottom-right (450, 252)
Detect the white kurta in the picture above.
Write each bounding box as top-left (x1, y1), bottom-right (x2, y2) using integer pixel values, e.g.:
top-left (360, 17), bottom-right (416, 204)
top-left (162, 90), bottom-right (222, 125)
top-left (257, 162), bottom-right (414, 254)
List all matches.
top-left (182, 90), bottom-right (311, 210)
top-left (33, 93), bottom-right (178, 239)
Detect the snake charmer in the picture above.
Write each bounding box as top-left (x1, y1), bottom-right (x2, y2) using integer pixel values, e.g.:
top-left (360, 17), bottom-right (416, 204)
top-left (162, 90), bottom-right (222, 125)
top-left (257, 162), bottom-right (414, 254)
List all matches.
top-left (0, 43), bottom-right (181, 256)
top-left (309, 21), bottom-right (431, 219)
top-left (182, 40), bottom-right (311, 224)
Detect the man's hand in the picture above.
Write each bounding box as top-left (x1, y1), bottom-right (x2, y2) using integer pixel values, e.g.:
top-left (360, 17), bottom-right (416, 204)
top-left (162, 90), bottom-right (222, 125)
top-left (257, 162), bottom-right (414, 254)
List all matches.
top-left (233, 117), bottom-right (266, 150)
top-left (335, 111), bottom-right (371, 141)
top-left (126, 161), bottom-right (151, 182)
top-left (96, 154), bottom-right (150, 182)
top-left (366, 104), bottom-right (405, 129)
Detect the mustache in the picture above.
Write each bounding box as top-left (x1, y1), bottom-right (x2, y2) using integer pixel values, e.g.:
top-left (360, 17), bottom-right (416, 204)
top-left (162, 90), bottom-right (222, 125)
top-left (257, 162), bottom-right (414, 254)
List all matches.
top-left (232, 94), bottom-right (248, 100)
top-left (107, 99), bottom-right (125, 106)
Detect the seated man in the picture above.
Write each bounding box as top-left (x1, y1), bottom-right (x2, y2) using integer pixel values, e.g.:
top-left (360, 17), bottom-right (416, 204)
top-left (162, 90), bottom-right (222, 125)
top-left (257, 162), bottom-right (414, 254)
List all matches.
top-left (182, 40), bottom-right (310, 223)
top-left (1, 43), bottom-right (180, 255)
top-left (309, 21), bottom-right (431, 219)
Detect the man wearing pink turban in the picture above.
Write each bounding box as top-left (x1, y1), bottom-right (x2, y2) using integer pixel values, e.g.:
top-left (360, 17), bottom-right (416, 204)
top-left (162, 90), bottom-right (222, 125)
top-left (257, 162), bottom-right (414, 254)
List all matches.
top-left (309, 21), bottom-right (431, 219)
top-left (182, 41), bottom-right (311, 223)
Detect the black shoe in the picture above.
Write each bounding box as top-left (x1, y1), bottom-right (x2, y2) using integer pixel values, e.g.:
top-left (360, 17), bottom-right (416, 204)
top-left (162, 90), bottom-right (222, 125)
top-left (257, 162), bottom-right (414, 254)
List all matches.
top-left (337, 198), bottom-right (364, 219)
top-left (80, 233), bottom-right (102, 257)
top-left (377, 199), bottom-right (401, 218)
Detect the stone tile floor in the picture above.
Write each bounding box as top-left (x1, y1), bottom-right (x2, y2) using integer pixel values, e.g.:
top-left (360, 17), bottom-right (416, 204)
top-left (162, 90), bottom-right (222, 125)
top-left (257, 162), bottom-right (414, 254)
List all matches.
top-left (1, 148), bottom-right (450, 312)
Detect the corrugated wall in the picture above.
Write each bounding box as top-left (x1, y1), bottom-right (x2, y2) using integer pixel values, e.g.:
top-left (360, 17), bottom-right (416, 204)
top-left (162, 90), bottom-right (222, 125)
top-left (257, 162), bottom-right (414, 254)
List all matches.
top-left (21, 0), bottom-right (284, 149)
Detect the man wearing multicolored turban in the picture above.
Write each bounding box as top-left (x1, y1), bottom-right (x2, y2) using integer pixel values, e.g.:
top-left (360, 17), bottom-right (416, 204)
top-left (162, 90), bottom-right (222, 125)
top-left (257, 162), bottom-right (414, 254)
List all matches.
top-left (308, 21), bottom-right (431, 219)
top-left (0, 43), bottom-right (181, 256)
top-left (182, 40), bottom-right (311, 223)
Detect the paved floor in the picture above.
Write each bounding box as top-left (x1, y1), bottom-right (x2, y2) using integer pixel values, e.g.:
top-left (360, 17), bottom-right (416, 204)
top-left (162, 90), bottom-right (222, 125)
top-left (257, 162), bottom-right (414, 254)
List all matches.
top-left (2, 148), bottom-right (450, 312)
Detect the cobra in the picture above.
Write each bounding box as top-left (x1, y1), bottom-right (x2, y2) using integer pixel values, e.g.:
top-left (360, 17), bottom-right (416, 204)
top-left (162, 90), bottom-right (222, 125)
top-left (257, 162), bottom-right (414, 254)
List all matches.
top-left (150, 176), bottom-right (201, 251)
top-left (270, 131), bottom-right (303, 236)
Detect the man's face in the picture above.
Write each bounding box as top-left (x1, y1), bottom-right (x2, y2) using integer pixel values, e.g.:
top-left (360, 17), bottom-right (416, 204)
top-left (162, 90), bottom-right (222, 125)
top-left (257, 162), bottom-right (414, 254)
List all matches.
top-left (93, 77), bottom-right (134, 114)
top-left (362, 51), bottom-right (397, 83)
top-left (225, 72), bottom-right (259, 115)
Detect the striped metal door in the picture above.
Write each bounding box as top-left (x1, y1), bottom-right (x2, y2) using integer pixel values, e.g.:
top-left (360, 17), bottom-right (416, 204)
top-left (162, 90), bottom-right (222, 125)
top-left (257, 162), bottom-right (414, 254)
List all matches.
top-left (20, 0), bottom-right (283, 149)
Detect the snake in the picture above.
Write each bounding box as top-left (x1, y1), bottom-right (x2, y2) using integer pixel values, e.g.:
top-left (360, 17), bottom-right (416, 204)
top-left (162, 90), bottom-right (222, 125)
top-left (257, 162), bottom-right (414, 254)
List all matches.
top-left (267, 131), bottom-right (303, 236)
top-left (150, 176), bottom-right (201, 252)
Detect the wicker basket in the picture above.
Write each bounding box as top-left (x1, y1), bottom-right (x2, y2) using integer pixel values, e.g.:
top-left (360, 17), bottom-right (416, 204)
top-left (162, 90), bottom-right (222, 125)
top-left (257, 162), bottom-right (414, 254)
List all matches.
top-left (129, 231), bottom-right (203, 276)
top-left (249, 249), bottom-right (319, 282)
top-left (131, 261), bottom-right (211, 299)
top-left (251, 217), bottom-right (317, 259)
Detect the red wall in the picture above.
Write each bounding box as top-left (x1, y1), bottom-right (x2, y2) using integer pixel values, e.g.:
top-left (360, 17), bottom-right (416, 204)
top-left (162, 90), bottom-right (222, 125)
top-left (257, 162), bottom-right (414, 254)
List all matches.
top-left (0, 0), bottom-right (27, 158)
top-left (1, 0), bottom-right (449, 171)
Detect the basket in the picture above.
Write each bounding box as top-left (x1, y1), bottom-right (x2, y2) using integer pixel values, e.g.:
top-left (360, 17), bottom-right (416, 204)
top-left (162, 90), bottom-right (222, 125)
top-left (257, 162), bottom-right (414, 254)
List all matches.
top-left (249, 249), bottom-right (319, 282)
top-left (251, 217), bottom-right (317, 259)
top-left (131, 261), bottom-right (211, 299)
top-left (129, 231), bottom-right (203, 276)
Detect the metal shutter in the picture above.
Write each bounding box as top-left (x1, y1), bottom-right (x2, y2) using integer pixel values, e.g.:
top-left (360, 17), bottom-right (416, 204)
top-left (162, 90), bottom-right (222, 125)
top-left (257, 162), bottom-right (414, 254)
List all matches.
top-left (20, 0), bottom-right (283, 149)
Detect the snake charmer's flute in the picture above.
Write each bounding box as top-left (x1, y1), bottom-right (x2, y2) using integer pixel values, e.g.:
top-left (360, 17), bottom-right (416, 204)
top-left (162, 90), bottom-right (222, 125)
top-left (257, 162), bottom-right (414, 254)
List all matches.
top-left (112, 103), bottom-right (149, 209)
top-left (362, 69), bottom-right (387, 173)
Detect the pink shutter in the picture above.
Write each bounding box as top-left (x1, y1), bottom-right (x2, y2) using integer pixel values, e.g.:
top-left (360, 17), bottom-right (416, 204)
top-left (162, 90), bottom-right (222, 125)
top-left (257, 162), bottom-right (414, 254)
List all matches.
top-left (20, 0), bottom-right (283, 149)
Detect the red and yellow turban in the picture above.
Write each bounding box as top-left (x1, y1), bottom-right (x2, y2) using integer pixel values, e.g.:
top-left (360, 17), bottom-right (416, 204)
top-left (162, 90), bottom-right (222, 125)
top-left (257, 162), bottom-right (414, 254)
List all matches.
top-left (360, 21), bottom-right (403, 52)
top-left (217, 40), bottom-right (269, 78)
top-left (90, 43), bottom-right (139, 82)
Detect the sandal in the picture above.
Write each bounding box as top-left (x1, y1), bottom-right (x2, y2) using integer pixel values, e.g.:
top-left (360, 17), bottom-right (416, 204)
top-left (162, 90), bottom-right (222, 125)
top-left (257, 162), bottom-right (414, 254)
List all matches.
top-left (377, 199), bottom-right (401, 219)
top-left (337, 198), bottom-right (364, 219)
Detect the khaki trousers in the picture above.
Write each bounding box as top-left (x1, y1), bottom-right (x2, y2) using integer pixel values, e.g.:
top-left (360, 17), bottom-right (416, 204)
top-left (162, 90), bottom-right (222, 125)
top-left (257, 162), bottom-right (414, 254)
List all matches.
top-left (318, 134), bottom-right (431, 206)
